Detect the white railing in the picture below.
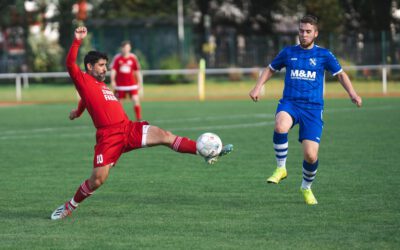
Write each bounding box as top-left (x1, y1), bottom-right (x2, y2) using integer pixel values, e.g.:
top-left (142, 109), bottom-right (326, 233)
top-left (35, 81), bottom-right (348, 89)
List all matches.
top-left (1, 65), bottom-right (399, 101)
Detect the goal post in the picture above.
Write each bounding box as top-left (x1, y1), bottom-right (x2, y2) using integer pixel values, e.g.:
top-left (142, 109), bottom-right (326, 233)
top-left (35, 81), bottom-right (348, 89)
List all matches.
top-left (198, 58), bottom-right (206, 101)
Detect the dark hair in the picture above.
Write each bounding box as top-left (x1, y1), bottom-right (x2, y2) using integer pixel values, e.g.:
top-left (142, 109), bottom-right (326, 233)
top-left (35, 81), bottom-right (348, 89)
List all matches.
top-left (84, 51), bottom-right (108, 71)
top-left (300, 15), bottom-right (319, 29)
top-left (121, 40), bottom-right (131, 47)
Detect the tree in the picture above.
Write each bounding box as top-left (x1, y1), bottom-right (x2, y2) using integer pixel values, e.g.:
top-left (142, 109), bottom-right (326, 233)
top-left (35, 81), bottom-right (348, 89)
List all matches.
top-left (302, 0), bottom-right (344, 34)
top-left (340, 0), bottom-right (392, 32)
top-left (340, 0), bottom-right (396, 63)
top-left (93, 0), bottom-right (179, 19)
top-left (56, 0), bottom-right (76, 54)
top-left (190, 0), bottom-right (282, 35)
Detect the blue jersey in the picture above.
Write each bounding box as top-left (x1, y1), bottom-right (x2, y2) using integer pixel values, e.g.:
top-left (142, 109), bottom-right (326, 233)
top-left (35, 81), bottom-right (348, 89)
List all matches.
top-left (269, 45), bottom-right (342, 109)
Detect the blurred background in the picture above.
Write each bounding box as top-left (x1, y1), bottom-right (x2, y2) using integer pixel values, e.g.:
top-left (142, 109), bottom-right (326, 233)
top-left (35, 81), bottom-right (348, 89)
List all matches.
top-left (1, 0), bottom-right (400, 101)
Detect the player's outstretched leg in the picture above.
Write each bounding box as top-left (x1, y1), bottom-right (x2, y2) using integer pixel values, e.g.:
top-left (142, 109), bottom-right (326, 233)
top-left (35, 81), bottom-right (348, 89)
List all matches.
top-left (51, 165), bottom-right (110, 220)
top-left (145, 125), bottom-right (233, 164)
top-left (204, 144), bottom-right (234, 164)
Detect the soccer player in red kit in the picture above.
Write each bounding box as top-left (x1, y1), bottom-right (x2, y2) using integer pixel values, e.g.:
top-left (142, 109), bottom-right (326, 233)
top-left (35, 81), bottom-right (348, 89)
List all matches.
top-left (51, 27), bottom-right (233, 220)
top-left (110, 41), bottom-right (143, 120)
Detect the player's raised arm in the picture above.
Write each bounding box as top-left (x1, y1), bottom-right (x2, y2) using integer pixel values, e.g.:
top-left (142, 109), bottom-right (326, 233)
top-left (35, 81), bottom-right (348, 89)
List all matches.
top-left (74, 26), bottom-right (87, 40)
top-left (336, 71), bottom-right (362, 107)
top-left (66, 27), bottom-right (88, 80)
top-left (249, 67), bottom-right (275, 102)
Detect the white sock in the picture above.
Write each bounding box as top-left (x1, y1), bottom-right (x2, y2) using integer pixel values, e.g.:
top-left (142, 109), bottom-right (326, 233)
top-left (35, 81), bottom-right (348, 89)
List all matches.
top-left (302, 161), bottom-right (318, 189)
top-left (301, 180), bottom-right (312, 190)
top-left (274, 142), bottom-right (288, 168)
top-left (69, 198), bottom-right (79, 208)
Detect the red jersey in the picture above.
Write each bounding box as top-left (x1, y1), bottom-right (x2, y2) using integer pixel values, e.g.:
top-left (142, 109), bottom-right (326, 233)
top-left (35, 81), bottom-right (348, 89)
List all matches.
top-left (66, 39), bottom-right (128, 129)
top-left (111, 53), bottom-right (140, 89)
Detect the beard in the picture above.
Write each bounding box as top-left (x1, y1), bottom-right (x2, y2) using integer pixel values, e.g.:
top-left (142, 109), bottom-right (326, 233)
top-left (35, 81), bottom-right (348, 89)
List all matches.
top-left (299, 38), bottom-right (315, 48)
top-left (91, 71), bottom-right (106, 82)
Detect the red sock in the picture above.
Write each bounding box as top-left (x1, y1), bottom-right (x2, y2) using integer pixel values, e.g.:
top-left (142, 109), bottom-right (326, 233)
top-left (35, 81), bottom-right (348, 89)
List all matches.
top-left (171, 136), bottom-right (197, 154)
top-left (134, 105), bottom-right (142, 121)
top-left (69, 179), bottom-right (94, 208)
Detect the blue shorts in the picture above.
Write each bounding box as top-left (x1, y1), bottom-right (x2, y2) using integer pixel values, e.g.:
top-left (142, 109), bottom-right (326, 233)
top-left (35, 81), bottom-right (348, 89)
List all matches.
top-left (276, 99), bottom-right (324, 143)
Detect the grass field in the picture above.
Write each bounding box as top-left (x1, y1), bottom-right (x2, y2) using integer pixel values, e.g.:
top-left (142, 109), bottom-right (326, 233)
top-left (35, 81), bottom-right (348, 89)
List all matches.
top-left (0, 79), bottom-right (400, 102)
top-left (1, 97), bottom-right (400, 249)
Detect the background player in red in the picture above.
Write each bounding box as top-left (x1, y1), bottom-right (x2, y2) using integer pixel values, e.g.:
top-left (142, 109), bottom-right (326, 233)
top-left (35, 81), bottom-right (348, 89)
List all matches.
top-left (110, 41), bottom-right (143, 121)
top-left (51, 27), bottom-right (233, 220)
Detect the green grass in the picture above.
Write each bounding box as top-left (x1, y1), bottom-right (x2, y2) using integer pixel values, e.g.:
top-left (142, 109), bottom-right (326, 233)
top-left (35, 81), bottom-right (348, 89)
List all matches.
top-left (0, 98), bottom-right (399, 249)
top-left (0, 80), bottom-right (399, 102)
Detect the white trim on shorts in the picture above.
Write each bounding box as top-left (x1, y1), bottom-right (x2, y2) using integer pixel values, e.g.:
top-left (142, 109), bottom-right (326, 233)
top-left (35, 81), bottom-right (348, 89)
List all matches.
top-left (115, 85), bottom-right (139, 91)
top-left (141, 125), bottom-right (151, 147)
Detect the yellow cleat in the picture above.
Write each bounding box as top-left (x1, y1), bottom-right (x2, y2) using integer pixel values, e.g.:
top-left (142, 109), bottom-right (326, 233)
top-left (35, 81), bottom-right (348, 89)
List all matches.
top-left (300, 188), bottom-right (318, 205)
top-left (267, 167), bottom-right (287, 184)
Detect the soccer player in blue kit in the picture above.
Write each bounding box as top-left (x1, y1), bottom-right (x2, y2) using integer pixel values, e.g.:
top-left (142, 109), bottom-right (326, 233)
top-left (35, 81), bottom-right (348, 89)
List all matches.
top-left (249, 15), bottom-right (362, 204)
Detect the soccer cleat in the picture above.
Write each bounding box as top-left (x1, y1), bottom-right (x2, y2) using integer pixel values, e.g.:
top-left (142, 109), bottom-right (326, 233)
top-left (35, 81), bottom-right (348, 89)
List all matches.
top-left (50, 202), bottom-right (75, 220)
top-left (300, 188), bottom-right (318, 205)
top-left (205, 144), bottom-right (234, 164)
top-left (267, 167), bottom-right (287, 184)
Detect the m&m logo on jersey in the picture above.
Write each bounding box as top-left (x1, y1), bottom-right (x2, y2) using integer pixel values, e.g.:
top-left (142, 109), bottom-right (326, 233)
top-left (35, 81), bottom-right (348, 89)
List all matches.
top-left (290, 69), bottom-right (316, 81)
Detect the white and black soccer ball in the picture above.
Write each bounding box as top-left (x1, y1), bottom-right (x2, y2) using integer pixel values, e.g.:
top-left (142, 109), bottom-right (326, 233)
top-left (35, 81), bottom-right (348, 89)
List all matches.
top-left (196, 132), bottom-right (223, 158)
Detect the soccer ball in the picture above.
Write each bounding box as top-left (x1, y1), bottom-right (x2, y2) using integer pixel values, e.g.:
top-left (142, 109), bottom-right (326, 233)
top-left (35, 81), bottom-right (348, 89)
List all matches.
top-left (196, 132), bottom-right (223, 158)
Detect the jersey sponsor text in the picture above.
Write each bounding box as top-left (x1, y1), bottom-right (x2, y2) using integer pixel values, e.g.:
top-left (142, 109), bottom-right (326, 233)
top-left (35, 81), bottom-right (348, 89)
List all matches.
top-left (290, 69), bottom-right (316, 81)
top-left (102, 88), bottom-right (118, 101)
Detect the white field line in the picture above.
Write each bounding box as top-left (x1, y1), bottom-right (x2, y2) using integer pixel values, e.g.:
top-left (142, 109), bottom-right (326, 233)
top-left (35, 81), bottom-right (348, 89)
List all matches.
top-left (0, 121), bottom-right (276, 141)
top-left (0, 105), bottom-right (396, 140)
top-left (172, 121), bottom-right (275, 131)
top-left (0, 113), bottom-right (274, 137)
top-left (325, 105), bottom-right (394, 113)
top-left (152, 113), bottom-right (274, 123)
top-left (0, 125), bottom-right (89, 135)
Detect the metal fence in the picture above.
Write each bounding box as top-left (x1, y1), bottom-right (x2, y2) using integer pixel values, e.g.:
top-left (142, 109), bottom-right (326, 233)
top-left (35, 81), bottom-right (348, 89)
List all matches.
top-left (1, 21), bottom-right (398, 73)
top-left (88, 27), bottom-right (400, 69)
top-left (0, 65), bottom-right (398, 102)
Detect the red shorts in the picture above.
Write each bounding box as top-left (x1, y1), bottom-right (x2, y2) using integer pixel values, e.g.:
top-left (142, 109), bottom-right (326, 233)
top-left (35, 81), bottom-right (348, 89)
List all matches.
top-left (115, 89), bottom-right (138, 99)
top-left (93, 120), bottom-right (150, 168)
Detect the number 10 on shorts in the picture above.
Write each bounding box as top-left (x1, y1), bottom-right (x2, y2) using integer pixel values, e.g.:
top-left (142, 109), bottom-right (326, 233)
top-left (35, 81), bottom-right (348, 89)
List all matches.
top-left (96, 154), bottom-right (103, 164)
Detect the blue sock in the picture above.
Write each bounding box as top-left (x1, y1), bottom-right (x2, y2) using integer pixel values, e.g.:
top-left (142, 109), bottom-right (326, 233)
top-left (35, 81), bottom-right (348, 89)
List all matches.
top-left (273, 132), bottom-right (288, 168)
top-left (302, 160), bottom-right (318, 189)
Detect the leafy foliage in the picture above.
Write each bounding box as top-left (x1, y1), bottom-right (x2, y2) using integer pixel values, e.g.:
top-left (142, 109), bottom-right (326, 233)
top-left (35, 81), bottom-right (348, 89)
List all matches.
top-left (158, 54), bottom-right (187, 83)
top-left (27, 33), bottom-right (64, 72)
top-left (93, 0), bottom-right (179, 19)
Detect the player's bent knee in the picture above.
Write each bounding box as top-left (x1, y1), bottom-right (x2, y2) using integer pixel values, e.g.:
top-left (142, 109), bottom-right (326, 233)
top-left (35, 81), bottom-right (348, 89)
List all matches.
top-left (93, 179), bottom-right (104, 189)
top-left (274, 121), bottom-right (291, 133)
top-left (164, 130), bottom-right (173, 138)
top-left (161, 130), bottom-right (175, 145)
top-left (275, 112), bottom-right (292, 133)
top-left (90, 175), bottom-right (108, 190)
top-left (304, 153), bottom-right (318, 164)
top-left (88, 166), bottom-right (110, 190)
top-left (274, 124), bottom-right (289, 133)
